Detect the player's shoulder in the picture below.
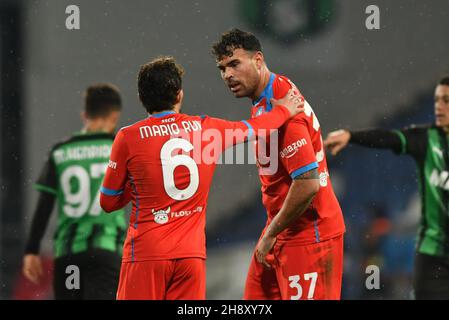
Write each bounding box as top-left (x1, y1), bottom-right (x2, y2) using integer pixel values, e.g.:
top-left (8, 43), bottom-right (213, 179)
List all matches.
top-left (50, 132), bottom-right (115, 151)
top-left (275, 74), bottom-right (295, 86)
top-left (180, 113), bottom-right (204, 121)
top-left (119, 118), bottom-right (148, 132)
top-left (181, 113), bottom-right (213, 127)
top-left (272, 73), bottom-right (302, 98)
top-left (283, 112), bottom-right (309, 127)
top-left (279, 105), bottom-right (319, 136)
top-left (273, 73), bottom-right (292, 88)
top-left (117, 118), bottom-right (155, 139)
top-left (49, 135), bottom-right (73, 152)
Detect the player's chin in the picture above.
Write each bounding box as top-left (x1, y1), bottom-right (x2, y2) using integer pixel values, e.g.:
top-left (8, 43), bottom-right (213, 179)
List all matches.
top-left (232, 90), bottom-right (247, 98)
top-left (436, 119), bottom-right (449, 128)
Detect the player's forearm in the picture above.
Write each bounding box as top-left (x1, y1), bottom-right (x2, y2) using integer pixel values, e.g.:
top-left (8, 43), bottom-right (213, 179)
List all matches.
top-left (25, 191), bottom-right (56, 254)
top-left (246, 105), bottom-right (291, 138)
top-left (350, 129), bottom-right (402, 152)
top-left (265, 170), bottom-right (320, 238)
top-left (100, 186), bottom-right (132, 213)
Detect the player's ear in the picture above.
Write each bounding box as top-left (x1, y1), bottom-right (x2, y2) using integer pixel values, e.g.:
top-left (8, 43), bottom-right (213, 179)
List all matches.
top-left (173, 90), bottom-right (184, 113)
top-left (107, 111), bottom-right (121, 132)
top-left (254, 51), bottom-right (264, 69)
top-left (176, 89), bottom-right (184, 104)
top-left (80, 111), bottom-right (87, 124)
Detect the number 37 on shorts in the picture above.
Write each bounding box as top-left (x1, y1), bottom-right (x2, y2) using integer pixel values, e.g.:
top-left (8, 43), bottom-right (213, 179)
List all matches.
top-left (288, 272), bottom-right (318, 300)
top-left (244, 236), bottom-right (344, 300)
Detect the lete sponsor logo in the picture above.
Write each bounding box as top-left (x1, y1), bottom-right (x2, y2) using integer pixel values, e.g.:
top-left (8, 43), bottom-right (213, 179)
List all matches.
top-left (152, 207), bottom-right (170, 225)
top-left (319, 170), bottom-right (329, 187)
top-left (280, 138), bottom-right (307, 159)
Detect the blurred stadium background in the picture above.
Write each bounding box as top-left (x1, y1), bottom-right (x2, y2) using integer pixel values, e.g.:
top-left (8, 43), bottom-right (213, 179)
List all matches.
top-left (0, 0), bottom-right (448, 299)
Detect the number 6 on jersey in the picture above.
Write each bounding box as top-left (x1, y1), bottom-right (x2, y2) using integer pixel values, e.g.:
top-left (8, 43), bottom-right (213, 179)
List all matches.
top-left (161, 138), bottom-right (199, 200)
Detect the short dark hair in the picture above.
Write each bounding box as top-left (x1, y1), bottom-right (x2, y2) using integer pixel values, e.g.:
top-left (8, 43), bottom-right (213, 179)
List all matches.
top-left (211, 28), bottom-right (262, 61)
top-left (84, 83), bottom-right (122, 118)
top-left (138, 56), bottom-right (184, 114)
top-left (439, 76), bottom-right (449, 87)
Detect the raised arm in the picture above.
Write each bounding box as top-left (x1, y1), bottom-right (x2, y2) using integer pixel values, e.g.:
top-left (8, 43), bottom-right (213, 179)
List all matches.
top-left (324, 129), bottom-right (403, 156)
top-left (245, 88), bottom-right (304, 137)
top-left (203, 88), bottom-right (304, 153)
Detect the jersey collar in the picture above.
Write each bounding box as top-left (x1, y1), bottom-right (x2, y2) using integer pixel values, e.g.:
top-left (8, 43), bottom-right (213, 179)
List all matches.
top-left (252, 73), bottom-right (275, 111)
top-left (149, 111), bottom-right (177, 118)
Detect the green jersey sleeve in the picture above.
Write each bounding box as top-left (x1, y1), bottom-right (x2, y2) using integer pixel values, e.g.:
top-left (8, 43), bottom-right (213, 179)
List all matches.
top-left (34, 151), bottom-right (58, 195)
top-left (394, 125), bottom-right (430, 162)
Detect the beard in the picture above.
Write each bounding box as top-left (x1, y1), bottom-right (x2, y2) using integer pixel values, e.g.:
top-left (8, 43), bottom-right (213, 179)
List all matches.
top-left (230, 80), bottom-right (258, 99)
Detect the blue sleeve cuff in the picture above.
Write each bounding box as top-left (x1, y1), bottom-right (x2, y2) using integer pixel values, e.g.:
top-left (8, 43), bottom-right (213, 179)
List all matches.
top-left (100, 186), bottom-right (124, 196)
top-left (290, 162), bottom-right (319, 179)
top-left (241, 120), bottom-right (254, 140)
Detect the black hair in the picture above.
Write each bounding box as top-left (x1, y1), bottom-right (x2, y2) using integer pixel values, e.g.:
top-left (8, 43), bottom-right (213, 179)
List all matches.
top-left (211, 28), bottom-right (262, 60)
top-left (84, 83), bottom-right (122, 118)
top-left (439, 76), bottom-right (449, 87)
top-left (138, 56), bottom-right (184, 113)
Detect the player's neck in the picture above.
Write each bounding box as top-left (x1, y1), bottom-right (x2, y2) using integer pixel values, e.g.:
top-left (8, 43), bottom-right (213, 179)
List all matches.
top-left (251, 66), bottom-right (271, 101)
top-left (82, 121), bottom-right (113, 134)
top-left (150, 107), bottom-right (179, 117)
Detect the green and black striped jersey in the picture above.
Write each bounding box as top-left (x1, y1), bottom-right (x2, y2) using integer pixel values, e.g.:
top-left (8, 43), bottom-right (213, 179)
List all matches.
top-left (394, 125), bottom-right (449, 257)
top-left (35, 131), bottom-right (127, 258)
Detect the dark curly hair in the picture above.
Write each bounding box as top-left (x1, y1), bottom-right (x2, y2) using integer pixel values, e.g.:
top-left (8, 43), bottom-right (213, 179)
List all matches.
top-left (211, 28), bottom-right (262, 61)
top-left (138, 56), bottom-right (185, 114)
top-left (84, 83), bottom-right (122, 119)
top-left (439, 76), bottom-right (449, 87)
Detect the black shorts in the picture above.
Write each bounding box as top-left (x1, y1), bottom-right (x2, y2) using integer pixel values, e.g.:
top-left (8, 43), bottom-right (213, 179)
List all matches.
top-left (414, 252), bottom-right (449, 299)
top-left (53, 249), bottom-right (121, 300)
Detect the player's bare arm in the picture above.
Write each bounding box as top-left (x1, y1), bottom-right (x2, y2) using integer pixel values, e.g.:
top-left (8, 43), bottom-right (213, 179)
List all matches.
top-left (22, 254), bottom-right (43, 285)
top-left (324, 129), bottom-right (351, 156)
top-left (255, 168), bottom-right (320, 268)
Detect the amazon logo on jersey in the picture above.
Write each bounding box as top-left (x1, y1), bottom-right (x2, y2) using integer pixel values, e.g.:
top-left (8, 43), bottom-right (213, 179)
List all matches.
top-left (280, 138), bottom-right (307, 159)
